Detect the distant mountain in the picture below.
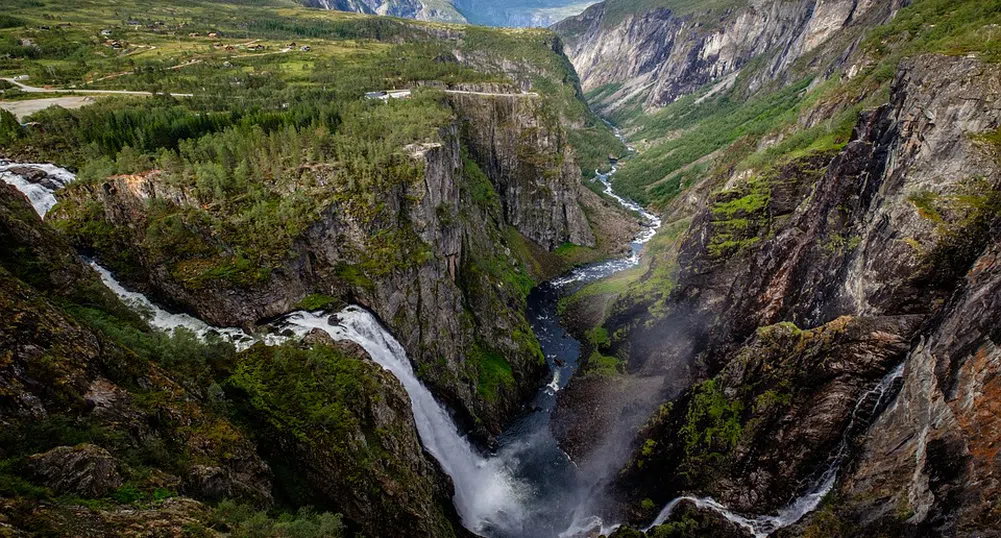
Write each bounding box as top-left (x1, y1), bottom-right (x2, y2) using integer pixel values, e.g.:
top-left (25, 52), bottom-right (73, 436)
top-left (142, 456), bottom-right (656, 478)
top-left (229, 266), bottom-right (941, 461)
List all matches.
top-left (302, 0), bottom-right (600, 26)
top-left (301, 0), bottom-right (468, 23)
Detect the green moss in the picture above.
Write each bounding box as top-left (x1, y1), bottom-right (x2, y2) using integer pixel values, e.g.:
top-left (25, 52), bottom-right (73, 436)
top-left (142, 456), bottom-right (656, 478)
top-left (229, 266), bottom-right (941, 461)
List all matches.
top-left (679, 379), bottom-right (744, 479)
top-left (706, 177), bottom-right (771, 259)
top-left (585, 326), bottom-right (612, 347)
top-left (470, 343), bottom-right (516, 402)
top-left (296, 293), bottom-right (341, 312)
top-left (584, 349), bottom-right (622, 377)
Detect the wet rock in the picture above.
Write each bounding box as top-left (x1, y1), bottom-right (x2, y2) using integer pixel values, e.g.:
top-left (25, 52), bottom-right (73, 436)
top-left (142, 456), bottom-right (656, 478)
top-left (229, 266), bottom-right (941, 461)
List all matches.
top-left (27, 444), bottom-right (123, 498)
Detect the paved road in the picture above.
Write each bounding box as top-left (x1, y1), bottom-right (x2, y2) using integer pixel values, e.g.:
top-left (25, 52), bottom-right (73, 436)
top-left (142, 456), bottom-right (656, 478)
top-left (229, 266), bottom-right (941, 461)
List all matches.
top-left (443, 89), bottom-right (540, 97)
top-left (2, 78), bottom-right (193, 97)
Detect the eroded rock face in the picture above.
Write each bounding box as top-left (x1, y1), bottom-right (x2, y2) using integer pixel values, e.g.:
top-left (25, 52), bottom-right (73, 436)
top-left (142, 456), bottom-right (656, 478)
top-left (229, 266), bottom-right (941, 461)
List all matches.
top-left (830, 240), bottom-right (1001, 536)
top-left (448, 93), bottom-right (596, 250)
top-left (27, 444), bottom-right (123, 498)
top-left (566, 53), bottom-right (1001, 530)
top-left (0, 184), bottom-right (467, 537)
top-left (553, 0), bottom-right (903, 113)
top-left (303, 0), bottom-right (467, 23)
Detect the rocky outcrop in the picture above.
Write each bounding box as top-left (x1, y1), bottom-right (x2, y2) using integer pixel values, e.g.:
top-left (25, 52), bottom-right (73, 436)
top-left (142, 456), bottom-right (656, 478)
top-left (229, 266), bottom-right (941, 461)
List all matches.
top-left (819, 236), bottom-right (1001, 536)
top-left (26, 445), bottom-right (123, 498)
top-left (448, 92), bottom-right (596, 249)
top-left (0, 496), bottom-right (218, 538)
top-left (554, 0), bottom-right (903, 114)
top-left (563, 52), bottom-right (1001, 530)
top-left (224, 340), bottom-right (465, 538)
top-left (0, 184), bottom-right (466, 537)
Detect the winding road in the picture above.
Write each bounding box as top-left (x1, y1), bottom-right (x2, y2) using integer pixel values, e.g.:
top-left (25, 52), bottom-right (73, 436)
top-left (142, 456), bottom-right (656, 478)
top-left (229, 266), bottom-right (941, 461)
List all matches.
top-left (2, 77), bottom-right (193, 97)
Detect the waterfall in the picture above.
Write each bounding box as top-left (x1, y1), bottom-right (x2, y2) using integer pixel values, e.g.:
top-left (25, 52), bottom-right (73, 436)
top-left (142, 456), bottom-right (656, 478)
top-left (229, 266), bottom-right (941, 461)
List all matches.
top-left (277, 310), bottom-right (526, 532)
top-left (2, 160), bottom-right (525, 534)
top-left (91, 260), bottom-right (524, 533)
top-left (0, 162), bottom-right (77, 217)
top-left (644, 361), bottom-right (907, 537)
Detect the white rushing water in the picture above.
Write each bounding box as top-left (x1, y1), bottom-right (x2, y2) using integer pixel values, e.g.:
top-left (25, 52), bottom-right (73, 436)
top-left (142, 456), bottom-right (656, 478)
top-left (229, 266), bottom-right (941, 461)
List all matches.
top-left (0, 161), bottom-right (77, 217)
top-left (94, 264), bottom-right (526, 532)
top-left (277, 310), bottom-right (526, 532)
top-left (89, 263), bottom-right (263, 351)
top-left (644, 361), bottom-right (907, 537)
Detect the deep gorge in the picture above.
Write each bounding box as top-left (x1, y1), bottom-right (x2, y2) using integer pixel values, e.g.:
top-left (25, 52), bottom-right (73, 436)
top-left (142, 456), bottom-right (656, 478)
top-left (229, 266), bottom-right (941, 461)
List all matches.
top-left (2, 0), bottom-right (1001, 537)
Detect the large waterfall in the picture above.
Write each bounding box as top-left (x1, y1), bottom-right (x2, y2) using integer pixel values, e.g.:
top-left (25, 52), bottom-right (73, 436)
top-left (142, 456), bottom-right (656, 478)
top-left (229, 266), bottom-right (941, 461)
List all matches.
top-left (278, 310), bottom-right (526, 531)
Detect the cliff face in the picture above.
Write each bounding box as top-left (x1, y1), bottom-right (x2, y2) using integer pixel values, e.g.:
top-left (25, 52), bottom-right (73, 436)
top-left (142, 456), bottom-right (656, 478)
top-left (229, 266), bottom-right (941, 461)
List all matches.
top-left (560, 51), bottom-right (1001, 534)
top-left (448, 92), bottom-right (595, 249)
top-left (554, 0), bottom-right (903, 113)
top-left (51, 93), bottom-right (600, 437)
top-left (303, 0), bottom-right (468, 23)
top-left (0, 181), bottom-right (466, 538)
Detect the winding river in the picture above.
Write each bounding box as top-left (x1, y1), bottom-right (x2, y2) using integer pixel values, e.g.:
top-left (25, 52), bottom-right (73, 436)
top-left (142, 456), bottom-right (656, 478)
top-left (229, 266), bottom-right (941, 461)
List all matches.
top-left (2, 147), bottom-right (898, 537)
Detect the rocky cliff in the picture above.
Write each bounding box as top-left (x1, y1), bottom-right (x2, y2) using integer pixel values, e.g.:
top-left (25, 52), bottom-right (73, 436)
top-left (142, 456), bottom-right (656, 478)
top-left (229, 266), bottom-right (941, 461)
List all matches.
top-left (0, 180), bottom-right (467, 537)
top-left (50, 92), bottom-right (609, 438)
top-left (561, 50), bottom-right (1001, 536)
top-left (554, 0), bottom-right (903, 115)
top-left (303, 0), bottom-right (468, 23)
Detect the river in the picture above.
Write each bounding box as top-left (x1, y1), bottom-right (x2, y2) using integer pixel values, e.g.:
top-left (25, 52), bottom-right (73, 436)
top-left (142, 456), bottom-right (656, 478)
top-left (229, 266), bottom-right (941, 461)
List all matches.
top-left (3, 142), bottom-right (905, 537)
top-left (1, 156), bottom-right (660, 537)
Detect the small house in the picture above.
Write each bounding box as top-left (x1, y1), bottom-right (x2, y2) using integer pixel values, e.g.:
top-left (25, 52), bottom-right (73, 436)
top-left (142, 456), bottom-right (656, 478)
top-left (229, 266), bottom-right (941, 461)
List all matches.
top-left (300, 45), bottom-right (311, 52)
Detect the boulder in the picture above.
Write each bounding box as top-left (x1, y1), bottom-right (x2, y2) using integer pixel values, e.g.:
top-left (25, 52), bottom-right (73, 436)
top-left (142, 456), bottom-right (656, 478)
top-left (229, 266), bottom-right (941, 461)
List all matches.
top-left (27, 444), bottom-right (123, 498)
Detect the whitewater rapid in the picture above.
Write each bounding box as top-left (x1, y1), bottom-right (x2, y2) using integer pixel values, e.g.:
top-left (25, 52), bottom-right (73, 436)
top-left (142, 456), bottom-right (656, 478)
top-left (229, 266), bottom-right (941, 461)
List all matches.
top-left (1, 161), bottom-right (77, 217)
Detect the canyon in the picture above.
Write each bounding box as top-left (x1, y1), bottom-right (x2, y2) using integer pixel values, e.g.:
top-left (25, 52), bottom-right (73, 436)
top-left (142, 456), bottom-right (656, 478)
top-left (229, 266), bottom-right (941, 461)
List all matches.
top-left (2, 0), bottom-right (1001, 537)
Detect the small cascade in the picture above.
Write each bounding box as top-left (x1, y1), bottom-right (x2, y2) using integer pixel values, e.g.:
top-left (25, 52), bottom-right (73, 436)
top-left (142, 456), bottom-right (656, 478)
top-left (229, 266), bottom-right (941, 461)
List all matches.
top-left (0, 162), bottom-right (77, 217)
top-left (644, 361), bottom-right (907, 537)
top-left (90, 263), bottom-right (263, 351)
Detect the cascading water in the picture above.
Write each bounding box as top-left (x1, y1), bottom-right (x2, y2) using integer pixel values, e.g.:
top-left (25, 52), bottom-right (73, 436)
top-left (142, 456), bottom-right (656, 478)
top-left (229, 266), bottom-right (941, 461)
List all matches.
top-left (1, 159), bottom-right (526, 534)
top-left (92, 264), bottom-right (526, 533)
top-left (643, 361), bottom-right (907, 537)
top-left (1, 161), bottom-right (77, 217)
top-left (89, 263), bottom-right (264, 351)
top-left (277, 310), bottom-right (526, 532)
